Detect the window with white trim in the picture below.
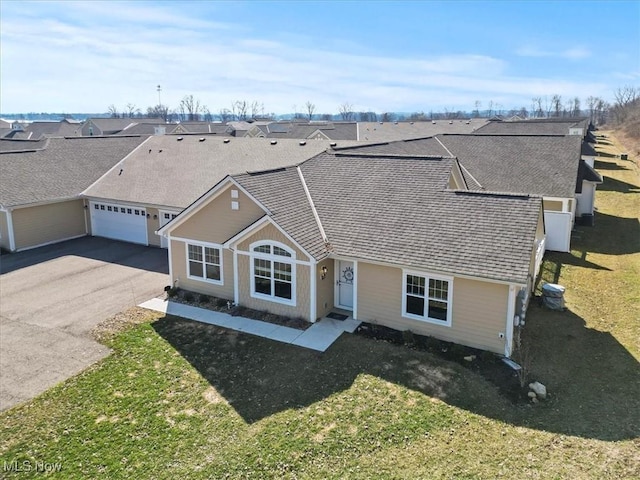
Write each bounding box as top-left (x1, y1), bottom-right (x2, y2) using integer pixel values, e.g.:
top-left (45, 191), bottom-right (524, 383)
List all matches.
top-left (187, 243), bottom-right (222, 283)
top-left (250, 242), bottom-right (295, 305)
top-left (402, 272), bottom-right (452, 326)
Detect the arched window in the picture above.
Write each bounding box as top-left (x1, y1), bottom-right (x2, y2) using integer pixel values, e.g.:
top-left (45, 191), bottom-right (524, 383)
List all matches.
top-left (250, 241), bottom-right (296, 305)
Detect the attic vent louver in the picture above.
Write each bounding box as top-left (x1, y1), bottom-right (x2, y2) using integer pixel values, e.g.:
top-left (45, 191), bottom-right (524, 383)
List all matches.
top-left (177, 137), bottom-right (184, 141)
top-left (223, 138), bottom-right (230, 143)
top-left (299, 140), bottom-right (306, 146)
top-left (270, 140), bottom-right (277, 145)
top-left (199, 137), bottom-right (206, 142)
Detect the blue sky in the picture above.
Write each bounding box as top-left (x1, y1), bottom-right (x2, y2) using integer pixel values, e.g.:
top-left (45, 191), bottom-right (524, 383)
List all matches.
top-left (1, 0), bottom-right (638, 114)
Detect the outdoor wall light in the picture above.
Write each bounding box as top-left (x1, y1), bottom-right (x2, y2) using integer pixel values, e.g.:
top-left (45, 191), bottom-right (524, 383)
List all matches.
top-left (153, 214), bottom-right (158, 219)
top-left (321, 266), bottom-right (328, 280)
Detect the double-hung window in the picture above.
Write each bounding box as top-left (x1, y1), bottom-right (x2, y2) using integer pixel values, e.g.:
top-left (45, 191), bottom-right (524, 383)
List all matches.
top-left (250, 242), bottom-right (296, 305)
top-left (187, 243), bottom-right (222, 284)
top-left (402, 271), bottom-right (452, 326)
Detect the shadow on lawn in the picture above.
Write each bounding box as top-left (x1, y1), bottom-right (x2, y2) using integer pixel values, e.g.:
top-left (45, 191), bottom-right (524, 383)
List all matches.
top-left (153, 310), bottom-right (639, 442)
top-left (570, 211), bottom-right (640, 257)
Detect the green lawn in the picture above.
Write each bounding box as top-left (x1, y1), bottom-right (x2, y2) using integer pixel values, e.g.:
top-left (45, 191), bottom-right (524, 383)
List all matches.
top-left (1, 132), bottom-right (638, 479)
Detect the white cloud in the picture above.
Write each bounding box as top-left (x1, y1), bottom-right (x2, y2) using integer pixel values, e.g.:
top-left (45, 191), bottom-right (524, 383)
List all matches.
top-left (516, 45), bottom-right (591, 60)
top-left (0, 3), bottom-right (609, 114)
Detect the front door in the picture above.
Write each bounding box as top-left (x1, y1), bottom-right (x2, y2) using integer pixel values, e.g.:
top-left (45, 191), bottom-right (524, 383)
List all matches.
top-left (336, 260), bottom-right (355, 310)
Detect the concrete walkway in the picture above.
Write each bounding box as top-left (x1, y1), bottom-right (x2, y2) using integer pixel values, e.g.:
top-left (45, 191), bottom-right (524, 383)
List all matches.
top-left (139, 298), bottom-right (361, 352)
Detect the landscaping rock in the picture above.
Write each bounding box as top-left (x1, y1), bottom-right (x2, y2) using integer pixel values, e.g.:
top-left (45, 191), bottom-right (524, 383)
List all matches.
top-left (528, 391), bottom-right (537, 399)
top-left (529, 381), bottom-right (547, 399)
top-left (531, 397), bottom-right (539, 404)
top-left (464, 355), bottom-right (476, 362)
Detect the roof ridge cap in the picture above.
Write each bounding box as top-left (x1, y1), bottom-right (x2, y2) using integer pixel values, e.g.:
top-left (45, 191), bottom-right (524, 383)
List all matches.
top-left (296, 165), bottom-right (328, 245)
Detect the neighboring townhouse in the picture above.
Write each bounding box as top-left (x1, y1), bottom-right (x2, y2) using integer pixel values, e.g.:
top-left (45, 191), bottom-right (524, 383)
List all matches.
top-left (81, 118), bottom-right (141, 136)
top-left (357, 118), bottom-right (489, 142)
top-left (15, 119), bottom-right (82, 139)
top-left (475, 117), bottom-right (596, 142)
top-left (158, 151), bottom-right (545, 357)
top-left (335, 134), bottom-right (602, 252)
top-left (0, 135), bottom-right (148, 252)
top-left (249, 121), bottom-right (359, 140)
top-left (82, 136), bottom-right (356, 248)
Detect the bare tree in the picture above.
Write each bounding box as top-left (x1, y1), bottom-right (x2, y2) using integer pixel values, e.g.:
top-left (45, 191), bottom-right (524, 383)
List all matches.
top-left (550, 94), bottom-right (562, 117)
top-left (219, 108), bottom-right (232, 122)
top-left (473, 100), bottom-right (481, 118)
top-left (179, 95), bottom-right (202, 121)
top-left (614, 85), bottom-right (639, 107)
top-left (305, 101), bottom-right (316, 121)
top-left (339, 102), bottom-right (354, 121)
top-left (146, 104), bottom-right (169, 121)
top-left (380, 112), bottom-right (395, 122)
top-left (250, 101), bottom-right (261, 119)
top-left (486, 100), bottom-right (494, 117)
top-left (233, 100), bottom-right (248, 121)
top-left (107, 104), bottom-right (119, 118)
top-left (320, 113), bottom-right (333, 121)
top-left (125, 103), bottom-right (139, 118)
top-left (358, 111), bottom-right (377, 121)
top-left (203, 106), bottom-right (213, 122)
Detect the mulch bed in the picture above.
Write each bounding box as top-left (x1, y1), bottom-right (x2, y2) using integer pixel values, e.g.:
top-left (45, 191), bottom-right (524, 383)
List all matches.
top-left (355, 322), bottom-right (530, 404)
top-left (167, 289), bottom-right (311, 330)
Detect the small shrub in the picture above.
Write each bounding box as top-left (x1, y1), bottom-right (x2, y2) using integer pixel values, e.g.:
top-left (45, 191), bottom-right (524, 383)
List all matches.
top-left (199, 294), bottom-right (211, 304)
top-left (183, 291), bottom-right (195, 302)
top-left (167, 287), bottom-right (179, 298)
top-left (216, 298), bottom-right (229, 308)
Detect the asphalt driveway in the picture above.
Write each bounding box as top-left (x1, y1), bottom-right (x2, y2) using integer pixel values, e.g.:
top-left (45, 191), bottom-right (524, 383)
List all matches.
top-left (0, 237), bottom-right (169, 411)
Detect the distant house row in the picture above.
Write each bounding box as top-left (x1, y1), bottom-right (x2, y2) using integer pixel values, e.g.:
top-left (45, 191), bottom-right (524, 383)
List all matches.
top-left (2, 116), bottom-right (594, 143)
top-left (0, 117), bottom-right (602, 357)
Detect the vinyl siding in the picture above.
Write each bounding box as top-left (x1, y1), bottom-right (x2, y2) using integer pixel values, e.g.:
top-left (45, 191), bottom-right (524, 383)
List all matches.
top-left (357, 262), bottom-right (509, 354)
top-left (316, 259), bottom-right (335, 319)
top-left (146, 207), bottom-right (161, 247)
top-left (171, 184), bottom-right (265, 244)
top-left (0, 211), bottom-right (10, 251)
top-left (237, 254), bottom-right (311, 320)
top-left (236, 222), bottom-right (310, 262)
top-left (171, 239), bottom-right (235, 300)
top-left (12, 200), bottom-right (86, 251)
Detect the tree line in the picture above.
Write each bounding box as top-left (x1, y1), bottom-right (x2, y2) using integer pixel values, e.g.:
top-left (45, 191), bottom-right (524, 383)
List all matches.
top-left (106, 86), bottom-right (638, 126)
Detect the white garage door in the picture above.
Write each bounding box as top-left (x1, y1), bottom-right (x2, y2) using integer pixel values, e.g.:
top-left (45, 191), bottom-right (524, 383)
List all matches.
top-left (544, 211), bottom-right (572, 253)
top-left (90, 202), bottom-right (148, 245)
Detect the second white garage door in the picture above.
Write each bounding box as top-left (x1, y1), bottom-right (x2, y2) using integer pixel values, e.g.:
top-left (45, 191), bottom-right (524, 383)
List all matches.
top-left (90, 202), bottom-right (148, 245)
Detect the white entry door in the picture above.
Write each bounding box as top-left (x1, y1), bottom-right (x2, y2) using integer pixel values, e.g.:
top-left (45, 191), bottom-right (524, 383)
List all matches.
top-left (158, 211), bottom-right (178, 248)
top-left (336, 260), bottom-right (355, 310)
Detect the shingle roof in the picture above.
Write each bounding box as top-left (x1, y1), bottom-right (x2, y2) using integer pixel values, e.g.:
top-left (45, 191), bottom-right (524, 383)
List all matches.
top-left (0, 136), bottom-right (147, 208)
top-left (233, 152), bottom-right (542, 284)
top-left (84, 136), bottom-right (357, 209)
top-left (21, 120), bottom-right (81, 139)
top-left (334, 134), bottom-right (583, 198)
top-left (0, 138), bottom-right (49, 152)
top-left (357, 119), bottom-right (489, 142)
top-left (474, 119), bottom-right (585, 136)
top-left (438, 134), bottom-right (583, 198)
top-left (233, 168), bottom-right (327, 259)
top-left (575, 160), bottom-right (603, 193)
top-left (262, 122), bottom-right (358, 140)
